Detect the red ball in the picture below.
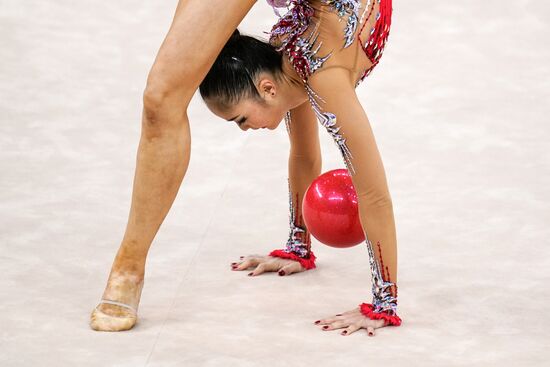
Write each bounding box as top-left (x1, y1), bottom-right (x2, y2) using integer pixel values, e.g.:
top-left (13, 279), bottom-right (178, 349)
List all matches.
top-left (302, 169), bottom-right (365, 248)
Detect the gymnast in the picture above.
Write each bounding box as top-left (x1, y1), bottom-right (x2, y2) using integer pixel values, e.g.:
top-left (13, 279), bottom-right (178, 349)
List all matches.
top-left (91, 0), bottom-right (401, 337)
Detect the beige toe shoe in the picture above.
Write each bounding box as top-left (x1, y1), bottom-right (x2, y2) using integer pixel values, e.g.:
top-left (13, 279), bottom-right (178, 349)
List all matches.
top-left (90, 299), bottom-right (138, 332)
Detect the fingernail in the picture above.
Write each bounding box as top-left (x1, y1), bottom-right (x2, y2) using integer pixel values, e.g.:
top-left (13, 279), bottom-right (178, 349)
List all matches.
top-left (231, 262), bottom-right (237, 265)
top-left (342, 331), bottom-right (347, 335)
top-left (368, 332), bottom-right (373, 336)
top-left (278, 270), bottom-right (285, 276)
top-left (248, 272), bottom-right (253, 276)
top-left (335, 314), bottom-right (342, 316)
top-left (314, 320), bottom-right (321, 324)
top-left (322, 326), bottom-right (329, 330)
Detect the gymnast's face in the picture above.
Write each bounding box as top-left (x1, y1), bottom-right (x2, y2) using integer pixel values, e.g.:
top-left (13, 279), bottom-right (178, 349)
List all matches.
top-left (206, 76), bottom-right (289, 131)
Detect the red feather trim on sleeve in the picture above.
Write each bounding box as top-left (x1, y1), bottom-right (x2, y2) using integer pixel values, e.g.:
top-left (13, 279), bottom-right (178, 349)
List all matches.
top-left (269, 249), bottom-right (317, 270)
top-left (359, 303), bottom-right (402, 326)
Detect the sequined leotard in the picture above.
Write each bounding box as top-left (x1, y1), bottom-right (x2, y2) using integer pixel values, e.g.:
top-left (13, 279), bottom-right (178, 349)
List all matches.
top-left (266, 0), bottom-right (402, 326)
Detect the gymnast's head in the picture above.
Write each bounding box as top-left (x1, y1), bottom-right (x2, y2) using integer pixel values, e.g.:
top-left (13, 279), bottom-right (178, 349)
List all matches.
top-left (199, 29), bottom-right (306, 131)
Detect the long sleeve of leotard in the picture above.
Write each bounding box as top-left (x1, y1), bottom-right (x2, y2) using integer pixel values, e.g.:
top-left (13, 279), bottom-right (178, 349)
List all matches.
top-left (269, 103), bottom-right (322, 269)
top-left (307, 66), bottom-right (400, 325)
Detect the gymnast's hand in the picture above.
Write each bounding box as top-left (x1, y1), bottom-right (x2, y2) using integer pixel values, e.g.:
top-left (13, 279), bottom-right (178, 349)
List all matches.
top-left (314, 307), bottom-right (388, 337)
top-left (230, 254), bottom-right (306, 276)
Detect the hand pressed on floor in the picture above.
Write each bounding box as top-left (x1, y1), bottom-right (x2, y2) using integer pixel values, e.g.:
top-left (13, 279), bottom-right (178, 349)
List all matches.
top-left (231, 254), bottom-right (306, 276)
top-left (314, 307), bottom-right (388, 337)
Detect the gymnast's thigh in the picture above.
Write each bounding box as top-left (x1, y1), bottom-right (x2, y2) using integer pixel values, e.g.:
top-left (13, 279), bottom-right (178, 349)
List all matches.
top-left (147, 0), bottom-right (256, 96)
top-left (307, 67), bottom-right (390, 198)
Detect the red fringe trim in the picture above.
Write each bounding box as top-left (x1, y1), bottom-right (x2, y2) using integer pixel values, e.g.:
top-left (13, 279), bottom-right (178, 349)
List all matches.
top-left (360, 303), bottom-right (402, 326)
top-left (269, 249), bottom-right (317, 270)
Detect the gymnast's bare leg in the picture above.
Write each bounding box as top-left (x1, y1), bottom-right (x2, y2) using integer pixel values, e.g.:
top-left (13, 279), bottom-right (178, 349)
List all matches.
top-left (90, 0), bottom-right (257, 332)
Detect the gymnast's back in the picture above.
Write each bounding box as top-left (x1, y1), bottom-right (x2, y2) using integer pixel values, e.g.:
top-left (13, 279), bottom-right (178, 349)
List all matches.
top-left (267, 0), bottom-right (392, 87)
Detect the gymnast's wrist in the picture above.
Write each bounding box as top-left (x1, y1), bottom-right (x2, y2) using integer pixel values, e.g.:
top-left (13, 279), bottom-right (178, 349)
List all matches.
top-left (269, 248), bottom-right (317, 270)
top-left (359, 302), bottom-right (402, 326)
top-left (281, 234), bottom-right (311, 257)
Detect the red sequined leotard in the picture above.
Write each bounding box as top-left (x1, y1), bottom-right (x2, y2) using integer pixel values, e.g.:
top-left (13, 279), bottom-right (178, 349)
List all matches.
top-left (267, 0), bottom-right (401, 327)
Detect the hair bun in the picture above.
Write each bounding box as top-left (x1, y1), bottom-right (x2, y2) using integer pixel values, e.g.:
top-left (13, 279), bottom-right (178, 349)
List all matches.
top-left (230, 29), bottom-right (241, 40)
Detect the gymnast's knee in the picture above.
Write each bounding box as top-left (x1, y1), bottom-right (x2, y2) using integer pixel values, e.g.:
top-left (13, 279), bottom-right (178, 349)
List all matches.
top-left (141, 75), bottom-right (194, 133)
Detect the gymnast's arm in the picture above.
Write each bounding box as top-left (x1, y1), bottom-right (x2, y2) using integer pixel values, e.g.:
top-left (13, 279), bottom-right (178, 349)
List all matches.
top-left (307, 66), bottom-right (401, 325)
top-left (287, 102), bottom-right (323, 236)
top-left (267, 101), bottom-right (323, 267)
top-left (232, 102), bottom-right (322, 276)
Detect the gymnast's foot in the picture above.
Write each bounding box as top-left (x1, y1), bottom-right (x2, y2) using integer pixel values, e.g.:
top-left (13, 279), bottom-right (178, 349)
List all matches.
top-left (231, 254), bottom-right (306, 276)
top-left (90, 272), bottom-right (144, 332)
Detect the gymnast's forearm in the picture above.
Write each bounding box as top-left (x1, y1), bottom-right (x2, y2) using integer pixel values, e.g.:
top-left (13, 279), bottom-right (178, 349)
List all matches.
top-left (357, 194), bottom-right (398, 297)
top-left (268, 152), bottom-right (321, 268)
top-left (288, 151), bottom-right (322, 248)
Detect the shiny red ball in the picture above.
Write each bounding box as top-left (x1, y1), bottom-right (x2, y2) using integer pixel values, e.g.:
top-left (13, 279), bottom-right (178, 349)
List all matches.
top-left (302, 169), bottom-right (365, 248)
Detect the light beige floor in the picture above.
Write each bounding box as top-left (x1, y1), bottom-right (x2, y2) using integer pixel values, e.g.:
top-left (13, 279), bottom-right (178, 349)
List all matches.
top-left (1, 0), bottom-right (549, 366)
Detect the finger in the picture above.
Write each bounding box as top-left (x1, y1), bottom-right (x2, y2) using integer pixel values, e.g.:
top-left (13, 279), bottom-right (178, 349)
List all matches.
top-left (336, 308), bottom-right (359, 317)
top-left (236, 254), bottom-right (263, 263)
top-left (314, 317), bottom-right (338, 325)
top-left (313, 311), bottom-right (347, 325)
top-left (313, 309), bottom-right (354, 319)
top-left (249, 262), bottom-right (266, 276)
top-left (341, 323), bottom-right (361, 336)
top-left (321, 320), bottom-right (348, 331)
top-left (278, 262), bottom-right (305, 276)
top-left (366, 326), bottom-right (375, 337)
top-left (235, 254), bottom-right (261, 263)
top-left (235, 258), bottom-right (261, 271)
top-left (250, 261), bottom-right (279, 276)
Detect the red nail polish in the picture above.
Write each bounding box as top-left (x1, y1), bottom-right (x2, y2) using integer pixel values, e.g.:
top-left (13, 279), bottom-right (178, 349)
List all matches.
top-left (278, 270), bottom-right (285, 276)
top-left (323, 326), bottom-right (329, 330)
top-left (368, 332), bottom-right (373, 336)
top-left (336, 314), bottom-right (342, 316)
top-left (314, 320), bottom-right (320, 324)
top-left (248, 272), bottom-right (253, 276)
top-left (342, 331), bottom-right (347, 335)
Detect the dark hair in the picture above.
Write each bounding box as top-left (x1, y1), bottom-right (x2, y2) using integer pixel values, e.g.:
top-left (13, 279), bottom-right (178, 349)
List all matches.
top-left (199, 29), bottom-right (283, 110)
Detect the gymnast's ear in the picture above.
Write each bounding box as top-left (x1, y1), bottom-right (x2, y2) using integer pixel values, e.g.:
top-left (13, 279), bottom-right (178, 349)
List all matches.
top-left (259, 78), bottom-right (277, 99)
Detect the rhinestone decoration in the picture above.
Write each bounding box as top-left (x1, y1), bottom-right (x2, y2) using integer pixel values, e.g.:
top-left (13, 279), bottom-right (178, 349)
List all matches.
top-left (305, 83), bottom-right (356, 175)
top-left (284, 178), bottom-right (310, 257)
top-left (320, 0), bottom-right (361, 48)
top-left (365, 236), bottom-right (398, 315)
top-left (356, 0), bottom-right (393, 86)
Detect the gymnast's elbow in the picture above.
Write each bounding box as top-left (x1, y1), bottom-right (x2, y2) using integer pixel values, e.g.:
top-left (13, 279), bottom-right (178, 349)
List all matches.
top-left (357, 189), bottom-right (394, 209)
